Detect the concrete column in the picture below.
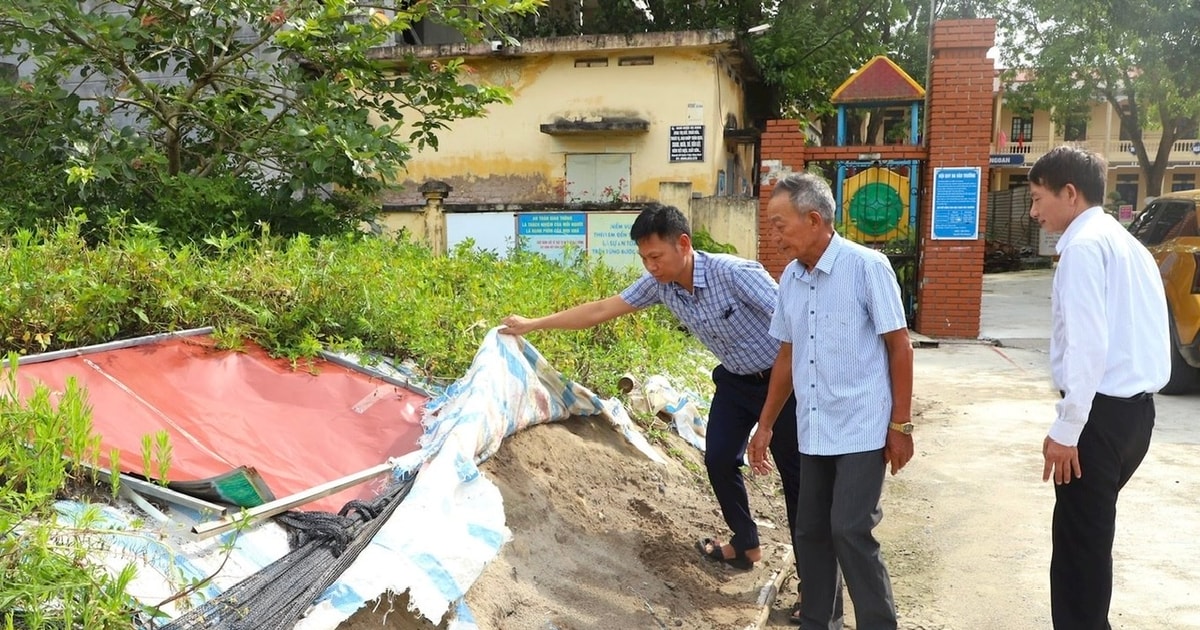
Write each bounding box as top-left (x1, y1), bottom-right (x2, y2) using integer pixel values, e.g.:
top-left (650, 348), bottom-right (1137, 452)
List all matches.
top-left (658, 181), bottom-right (694, 222)
top-left (419, 180), bottom-right (452, 256)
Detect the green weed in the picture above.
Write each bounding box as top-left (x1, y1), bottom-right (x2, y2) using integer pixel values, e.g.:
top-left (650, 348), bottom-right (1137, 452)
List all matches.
top-left (0, 217), bottom-right (710, 393)
top-left (0, 355), bottom-right (137, 629)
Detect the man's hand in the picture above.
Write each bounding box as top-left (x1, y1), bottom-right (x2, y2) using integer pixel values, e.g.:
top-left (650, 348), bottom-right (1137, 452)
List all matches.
top-left (884, 429), bottom-right (914, 475)
top-left (1043, 436), bottom-right (1082, 484)
top-left (747, 426), bottom-right (773, 475)
top-left (500, 315), bottom-right (536, 336)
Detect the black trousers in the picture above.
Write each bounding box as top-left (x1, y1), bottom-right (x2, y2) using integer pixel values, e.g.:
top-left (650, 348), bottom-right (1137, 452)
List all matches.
top-left (1051, 393), bottom-right (1154, 630)
top-left (705, 364), bottom-right (801, 561)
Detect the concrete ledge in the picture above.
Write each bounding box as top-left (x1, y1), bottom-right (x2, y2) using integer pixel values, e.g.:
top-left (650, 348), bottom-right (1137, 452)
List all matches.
top-left (910, 330), bottom-right (940, 348)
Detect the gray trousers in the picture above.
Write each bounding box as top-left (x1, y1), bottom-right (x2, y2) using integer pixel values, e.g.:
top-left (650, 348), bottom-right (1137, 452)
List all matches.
top-left (795, 449), bottom-right (896, 630)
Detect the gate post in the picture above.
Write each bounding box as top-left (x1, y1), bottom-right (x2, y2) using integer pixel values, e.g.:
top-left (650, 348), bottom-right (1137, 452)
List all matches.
top-left (757, 119), bottom-right (808, 276)
top-left (917, 19), bottom-right (996, 338)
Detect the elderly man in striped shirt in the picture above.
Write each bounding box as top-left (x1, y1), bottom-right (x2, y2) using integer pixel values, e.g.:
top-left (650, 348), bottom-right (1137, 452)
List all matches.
top-left (749, 172), bottom-right (915, 630)
top-left (501, 203), bottom-right (803, 605)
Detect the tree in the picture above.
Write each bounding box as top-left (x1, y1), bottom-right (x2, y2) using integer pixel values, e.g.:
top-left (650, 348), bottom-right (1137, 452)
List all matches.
top-left (885, 0), bottom-right (995, 95)
top-left (0, 0), bottom-right (541, 238)
top-left (1001, 0), bottom-right (1200, 196)
top-left (748, 0), bottom-right (888, 121)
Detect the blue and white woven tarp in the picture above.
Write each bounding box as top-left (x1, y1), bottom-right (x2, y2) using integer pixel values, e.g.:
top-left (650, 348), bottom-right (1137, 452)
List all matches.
top-left (295, 328), bottom-right (665, 629)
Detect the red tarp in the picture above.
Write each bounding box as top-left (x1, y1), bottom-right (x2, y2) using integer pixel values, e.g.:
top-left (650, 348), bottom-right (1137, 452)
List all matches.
top-left (16, 334), bottom-right (427, 513)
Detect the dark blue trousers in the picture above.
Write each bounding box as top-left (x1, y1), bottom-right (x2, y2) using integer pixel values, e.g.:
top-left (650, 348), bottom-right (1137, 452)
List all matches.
top-left (705, 364), bottom-right (801, 562)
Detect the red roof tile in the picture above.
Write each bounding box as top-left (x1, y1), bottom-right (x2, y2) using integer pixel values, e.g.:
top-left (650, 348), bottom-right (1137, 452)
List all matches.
top-left (831, 55), bottom-right (925, 104)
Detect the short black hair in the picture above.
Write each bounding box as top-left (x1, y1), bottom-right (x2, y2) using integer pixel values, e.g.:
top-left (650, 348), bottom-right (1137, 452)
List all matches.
top-left (1028, 146), bottom-right (1107, 206)
top-left (629, 203), bottom-right (690, 242)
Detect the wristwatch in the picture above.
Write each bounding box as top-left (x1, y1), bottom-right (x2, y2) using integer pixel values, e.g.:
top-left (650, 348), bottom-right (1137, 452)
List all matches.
top-left (889, 421), bottom-right (915, 435)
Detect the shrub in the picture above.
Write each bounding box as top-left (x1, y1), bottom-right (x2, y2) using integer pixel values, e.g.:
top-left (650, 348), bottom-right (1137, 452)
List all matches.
top-left (0, 217), bottom-right (709, 395)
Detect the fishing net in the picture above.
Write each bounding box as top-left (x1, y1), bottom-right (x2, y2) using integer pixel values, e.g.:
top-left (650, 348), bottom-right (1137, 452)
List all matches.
top-left (159, 474), bottom-right (416, 630)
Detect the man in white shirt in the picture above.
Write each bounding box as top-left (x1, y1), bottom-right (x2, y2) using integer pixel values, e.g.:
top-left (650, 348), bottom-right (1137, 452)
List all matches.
top-left (1028, 146), bottom-right (1170, 630)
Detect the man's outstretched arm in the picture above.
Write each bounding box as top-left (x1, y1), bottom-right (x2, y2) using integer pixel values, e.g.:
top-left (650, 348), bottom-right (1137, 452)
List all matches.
top-left (501, 295), bottom-right (637, 335)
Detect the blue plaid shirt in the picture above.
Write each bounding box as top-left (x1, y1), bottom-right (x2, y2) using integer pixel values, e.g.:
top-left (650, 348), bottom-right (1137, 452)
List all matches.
top-left (770, 234), bottom-right (908, 456)
top-left (620, 251), bottom-right (780, 375)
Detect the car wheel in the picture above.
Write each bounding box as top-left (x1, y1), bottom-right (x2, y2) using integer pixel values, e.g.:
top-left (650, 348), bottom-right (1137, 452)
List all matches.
top-left (1160, 319), bottom-right (1200, 395)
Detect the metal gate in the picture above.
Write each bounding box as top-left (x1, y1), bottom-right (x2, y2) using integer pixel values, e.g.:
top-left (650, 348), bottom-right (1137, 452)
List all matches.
top-left (834, 160), bottom-right (922, 324)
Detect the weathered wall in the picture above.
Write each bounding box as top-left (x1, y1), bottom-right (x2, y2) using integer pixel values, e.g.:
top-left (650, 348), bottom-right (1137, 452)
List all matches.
top-left (376, 209), bottom-right (426, 240)
top-left (377, 32), bottom-right (751, 207)
top-left (691, 196), bottom-right (758, 257)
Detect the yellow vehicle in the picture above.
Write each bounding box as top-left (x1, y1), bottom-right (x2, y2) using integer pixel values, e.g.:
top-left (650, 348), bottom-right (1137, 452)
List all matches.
top-left (1128, 189), bottom-right (1200, 394)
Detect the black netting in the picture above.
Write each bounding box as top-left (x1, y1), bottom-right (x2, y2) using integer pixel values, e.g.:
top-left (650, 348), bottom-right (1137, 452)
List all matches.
top-left (160, 474), bottom-right (416, 630)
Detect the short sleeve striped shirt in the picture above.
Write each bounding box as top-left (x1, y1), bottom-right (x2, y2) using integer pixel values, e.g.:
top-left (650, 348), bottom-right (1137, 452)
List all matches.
top-left (769, 234), bottom-right (908, 456)
top-left (621, 251), bottom-right (780, 375)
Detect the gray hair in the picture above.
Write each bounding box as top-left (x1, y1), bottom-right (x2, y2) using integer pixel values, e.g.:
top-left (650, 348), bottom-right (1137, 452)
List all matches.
top-left (772, 172), bottom-right (836, 223)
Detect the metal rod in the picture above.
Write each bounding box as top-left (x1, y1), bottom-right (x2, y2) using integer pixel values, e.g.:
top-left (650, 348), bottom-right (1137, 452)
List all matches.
top-left (85, 463), bottom-right (228, 517)
top-left (14, 327), bottom-right (214, 366)
top-left (191, 462), bottom-right (396, 540)
top-left (318, 351), bottom-right (434, 398)
top-left (122, 487), bottom-right (172, 523)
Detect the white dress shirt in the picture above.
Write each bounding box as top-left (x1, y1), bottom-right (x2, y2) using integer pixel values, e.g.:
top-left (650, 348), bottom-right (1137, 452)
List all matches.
top-left (1050, 207), bottom-right (1171, 446)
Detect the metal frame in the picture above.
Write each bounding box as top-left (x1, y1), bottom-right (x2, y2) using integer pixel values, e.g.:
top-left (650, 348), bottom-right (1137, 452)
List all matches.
top-left (834, 159), bottom-right (923, 323)
top-left (14, 327), bottom-right (214, 366)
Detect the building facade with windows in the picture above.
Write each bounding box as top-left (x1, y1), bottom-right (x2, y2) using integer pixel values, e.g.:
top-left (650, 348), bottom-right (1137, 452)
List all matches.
top-left (370, 30), bottom-right (760, 208)
top-left (988, 74), bottom-right (1200, 213)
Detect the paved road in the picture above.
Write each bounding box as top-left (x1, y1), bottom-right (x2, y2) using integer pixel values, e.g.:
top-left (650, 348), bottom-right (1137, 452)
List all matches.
top-left (874, 269), bottom-right (1200, 630)
top-left (981, 268), bottom-right (1199, 445)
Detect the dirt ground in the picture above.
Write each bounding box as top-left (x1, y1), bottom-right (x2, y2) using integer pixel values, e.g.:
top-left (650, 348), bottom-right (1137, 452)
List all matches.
top-left (343, 270), bottom-right (1200, 630)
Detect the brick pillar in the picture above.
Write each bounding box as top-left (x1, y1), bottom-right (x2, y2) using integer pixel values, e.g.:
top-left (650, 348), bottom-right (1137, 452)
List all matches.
top-left (757, 119), bottom-right (808, 277)
top-left (916, 19), bottom-right (996, 338)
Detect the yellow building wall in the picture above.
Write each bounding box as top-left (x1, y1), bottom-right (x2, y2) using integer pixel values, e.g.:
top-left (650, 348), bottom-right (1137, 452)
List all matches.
top-left (1085, 103), bottom-right (1112, 141)
top-left (991, 92), bottom-right (1200, 207)
top-left (380, 46), bottom-right (747, 206)
top-left (374, 210), bottom-right (426, 240)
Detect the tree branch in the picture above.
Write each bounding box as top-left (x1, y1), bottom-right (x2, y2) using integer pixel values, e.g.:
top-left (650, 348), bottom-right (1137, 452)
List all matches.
top-left (46, 16), bottom-right (175, 132)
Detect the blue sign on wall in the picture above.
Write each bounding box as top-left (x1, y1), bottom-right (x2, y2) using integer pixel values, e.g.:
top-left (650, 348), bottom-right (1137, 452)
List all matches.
top-left (931, 167), bottom-right (981, 240)
top-left (517, 213), bottom-right (587, 261)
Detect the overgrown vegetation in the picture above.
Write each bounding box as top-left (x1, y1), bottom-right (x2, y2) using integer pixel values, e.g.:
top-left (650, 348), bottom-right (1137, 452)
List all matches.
top-left (692, 228), bottom-right (738, 255)
top-left (0, 215), bottom-right (708, 394)
top-left (0, 359), bottom-right (138, 629)
top-left (0, 217), bottom-right (711, 626)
